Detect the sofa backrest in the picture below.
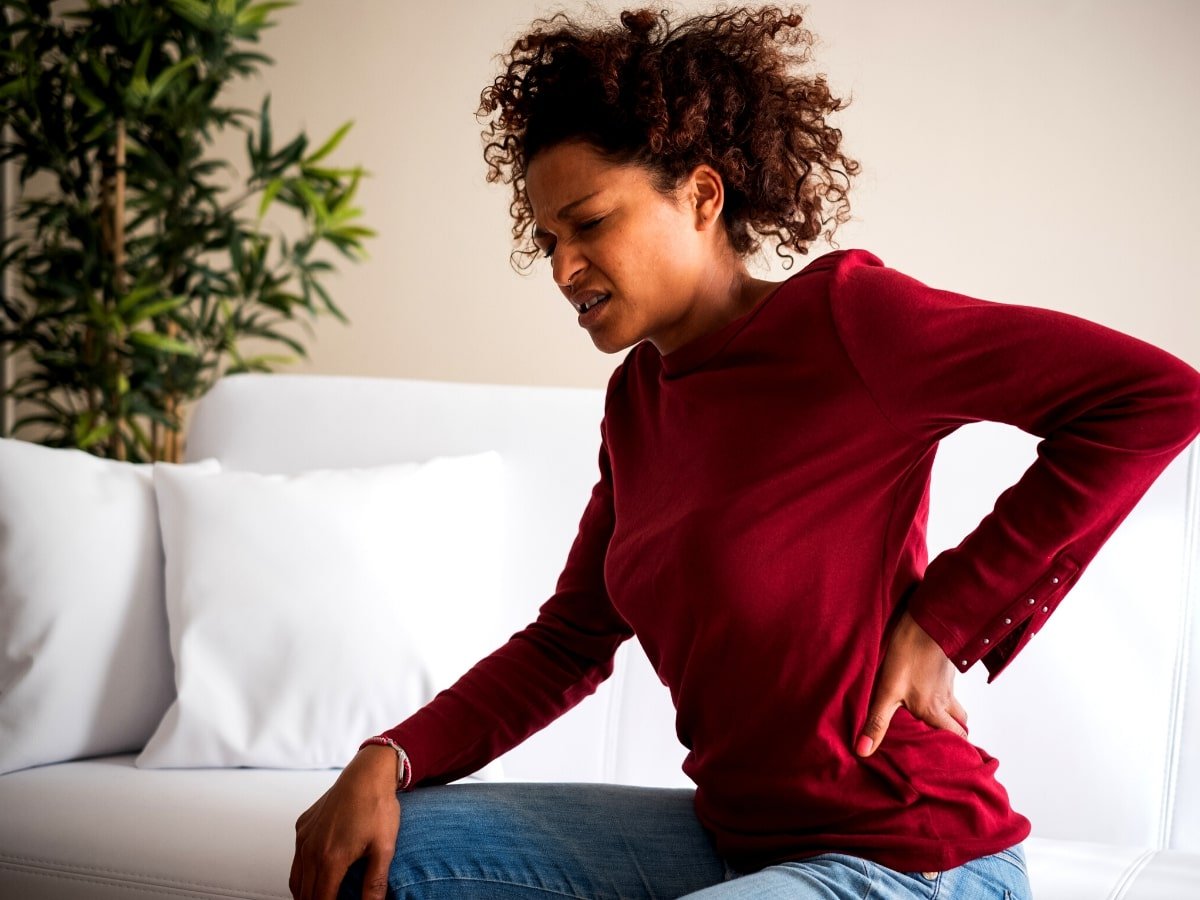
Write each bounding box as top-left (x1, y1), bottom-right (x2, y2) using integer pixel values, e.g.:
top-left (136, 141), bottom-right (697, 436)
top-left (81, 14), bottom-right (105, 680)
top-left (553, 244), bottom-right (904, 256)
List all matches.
top-left (185, 372), bottom-right (1200, 854)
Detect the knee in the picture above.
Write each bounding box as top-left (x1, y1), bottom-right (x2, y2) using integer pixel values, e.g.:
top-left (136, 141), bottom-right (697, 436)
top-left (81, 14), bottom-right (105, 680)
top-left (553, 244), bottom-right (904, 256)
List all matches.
top-left (337, 785), bottom-right (530, 900)
top-left (388, 784), bottom-right (515, 882)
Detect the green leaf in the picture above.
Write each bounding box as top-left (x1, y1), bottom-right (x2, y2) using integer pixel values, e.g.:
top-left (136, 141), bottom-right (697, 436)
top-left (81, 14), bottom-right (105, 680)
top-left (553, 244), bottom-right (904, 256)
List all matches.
top-left (257, 176), bottom-right (284, 220)
top-left (128, 74), bottom-right (151, 103)
top-left (87, 53), bottom-right (111, 88)
top-left (268, 132), bottom-right (307, 170)
top-left (310, 278), bottom-right (349, 324)
top-left (226, 50), bottom-right (274, 70)
top-left (291, 178), bottom-right (327, 222)
top-left (246, 125), bottom-right (258, 170)
top-left (300, 164), bottom-right (367, 181)
top-left (77, 419), bottom-right (116, 450)
top-left (328, 225), bottom-right (376, 240)
top-left (129, 331), bottom-right (198, 356)
top-left (242, 352), bottom-right (298, 369)
top-left (328, 205), bottom-right (364, 226)
top-left (116, 283), bottom-right (161, 315)
top-left (236, 1), bottom-right (298, 28)
top-left (73, 81), bottom-right (106, 114)
top-left (167, 0), bottom-right (216, 30)
top-left (83, 119), bottom-right (110, 143)
top-left (0, 79), bottom-right (27, 101)
top-left (244, 323), bottom-right (307, 356)
top-left (133, 39), bottom-right (152, 84)
top-left (304, 120), bottom-right (353, 166)
top-left (147, 55), bottom-right (201, 106)
top-left (257, 94), bottom-right (272, 164)
top-left (74, 409), bottom-right (96, 441)
top-left (128, 295), bottom-right (190, 325)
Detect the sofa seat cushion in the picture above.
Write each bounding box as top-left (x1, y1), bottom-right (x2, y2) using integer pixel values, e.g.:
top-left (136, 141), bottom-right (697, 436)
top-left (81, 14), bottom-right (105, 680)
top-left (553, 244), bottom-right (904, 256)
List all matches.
top-left (0, 754), bottom-right (337, 899)
top-left (1023, 836), bottom-right (1200, 899)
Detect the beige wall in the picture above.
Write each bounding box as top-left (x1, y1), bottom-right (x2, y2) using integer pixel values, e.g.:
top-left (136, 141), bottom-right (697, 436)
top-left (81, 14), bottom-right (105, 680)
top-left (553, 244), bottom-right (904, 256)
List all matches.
top-left (4, 0), bottom-right (1198, 433)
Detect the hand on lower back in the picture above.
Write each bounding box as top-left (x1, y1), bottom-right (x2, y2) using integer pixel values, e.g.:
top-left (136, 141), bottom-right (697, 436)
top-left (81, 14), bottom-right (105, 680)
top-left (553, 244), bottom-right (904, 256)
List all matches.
top-left (856, 608), bottom-right (969, 757)
top-left (290, 745), bottom-right (401, 900)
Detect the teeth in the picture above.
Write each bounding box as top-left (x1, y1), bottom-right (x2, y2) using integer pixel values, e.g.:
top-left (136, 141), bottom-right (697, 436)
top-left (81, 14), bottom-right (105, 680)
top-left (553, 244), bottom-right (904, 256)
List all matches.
top-left (580, 294), bottom-right (608, 312)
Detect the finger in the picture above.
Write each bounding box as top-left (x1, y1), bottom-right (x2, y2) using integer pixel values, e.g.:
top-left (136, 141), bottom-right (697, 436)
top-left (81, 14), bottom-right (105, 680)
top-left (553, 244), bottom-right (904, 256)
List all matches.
top-left (300, 853), bottom-right (320, 900)
top-left (289, 845), bottom-right (303, 899)
top-left (934, 705), bottom-right (969, 739)
top-left (291, 840), bottom-right (311, 900)
top-left (361, 845), bottom-right (392, 900)
top-left (948, 695), bottom-right (969, 735)
top-left (857, 698), bottom-right (900, 757)
top-left (314, 856), bottom-right (350, 900)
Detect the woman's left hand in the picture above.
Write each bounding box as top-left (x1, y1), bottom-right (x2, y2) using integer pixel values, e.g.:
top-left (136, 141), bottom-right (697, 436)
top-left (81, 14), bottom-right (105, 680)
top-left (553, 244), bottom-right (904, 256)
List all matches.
top-left (855, 608), bottom-right (969, 757)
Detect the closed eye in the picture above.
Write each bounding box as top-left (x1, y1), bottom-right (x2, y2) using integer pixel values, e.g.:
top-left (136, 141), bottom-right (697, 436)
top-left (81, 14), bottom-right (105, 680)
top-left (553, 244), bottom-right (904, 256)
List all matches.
top-left (540, 217), bottom-right (605, 258)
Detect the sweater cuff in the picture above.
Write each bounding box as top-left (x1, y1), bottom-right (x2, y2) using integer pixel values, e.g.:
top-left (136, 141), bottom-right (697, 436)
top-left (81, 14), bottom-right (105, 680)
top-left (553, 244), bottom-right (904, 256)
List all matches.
top-left (906, 549), bottom-right (1082, 683)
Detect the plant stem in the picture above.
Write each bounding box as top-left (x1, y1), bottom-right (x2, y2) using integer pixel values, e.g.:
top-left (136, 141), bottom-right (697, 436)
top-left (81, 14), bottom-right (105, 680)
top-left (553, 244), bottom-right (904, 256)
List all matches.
top-left (107, 118), bottom-right (127, 460)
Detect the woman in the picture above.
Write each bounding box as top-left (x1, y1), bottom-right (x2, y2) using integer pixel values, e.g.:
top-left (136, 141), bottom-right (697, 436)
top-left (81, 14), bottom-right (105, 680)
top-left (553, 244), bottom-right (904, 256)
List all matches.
top-left (290, 5), bottom-right (1200, 900)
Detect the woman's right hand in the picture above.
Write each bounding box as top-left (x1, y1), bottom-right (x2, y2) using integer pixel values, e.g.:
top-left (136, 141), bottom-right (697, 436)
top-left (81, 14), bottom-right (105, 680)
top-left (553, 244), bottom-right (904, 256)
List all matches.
top-left (290, 745), bottom-right (402, 900)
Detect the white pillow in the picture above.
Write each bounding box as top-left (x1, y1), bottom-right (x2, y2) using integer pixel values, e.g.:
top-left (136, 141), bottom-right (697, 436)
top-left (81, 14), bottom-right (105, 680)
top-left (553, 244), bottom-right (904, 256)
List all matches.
top-left (0, 437), bottom-right (220, 775)
top-left (137, 451), bottom-right (509, 774)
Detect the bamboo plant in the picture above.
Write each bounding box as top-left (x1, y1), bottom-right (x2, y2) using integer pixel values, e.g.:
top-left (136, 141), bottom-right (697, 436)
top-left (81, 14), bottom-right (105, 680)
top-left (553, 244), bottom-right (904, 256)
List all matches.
top-left (0, 0), bottom-right (375, 462)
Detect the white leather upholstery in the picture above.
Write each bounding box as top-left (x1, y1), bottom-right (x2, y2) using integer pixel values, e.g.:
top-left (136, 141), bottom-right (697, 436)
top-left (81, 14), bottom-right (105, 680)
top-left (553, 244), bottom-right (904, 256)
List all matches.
top-left (0, 754), bottom-right (335, 900)
top-left (2, 371), bottom-right (1196, 899)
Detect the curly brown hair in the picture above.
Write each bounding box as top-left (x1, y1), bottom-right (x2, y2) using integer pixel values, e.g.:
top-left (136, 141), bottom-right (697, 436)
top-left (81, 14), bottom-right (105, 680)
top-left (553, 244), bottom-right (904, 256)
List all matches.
top-left (477, 2), bottom-right (861, 273)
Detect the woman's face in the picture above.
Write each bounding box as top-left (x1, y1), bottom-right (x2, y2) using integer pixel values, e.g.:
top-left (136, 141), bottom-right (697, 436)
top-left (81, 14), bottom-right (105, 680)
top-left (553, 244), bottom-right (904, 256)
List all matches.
top-left (525, 139), bottom-right (727, 355)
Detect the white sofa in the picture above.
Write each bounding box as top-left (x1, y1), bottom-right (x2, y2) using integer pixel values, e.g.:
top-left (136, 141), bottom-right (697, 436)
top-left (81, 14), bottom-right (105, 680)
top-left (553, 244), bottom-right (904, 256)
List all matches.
top-left (1, 370), bottom-right (1198, 900)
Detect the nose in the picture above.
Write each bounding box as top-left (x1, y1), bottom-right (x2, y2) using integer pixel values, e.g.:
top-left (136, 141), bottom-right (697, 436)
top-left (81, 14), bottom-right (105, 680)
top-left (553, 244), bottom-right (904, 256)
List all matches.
top-left (551, 245), bottom-right (586, 291)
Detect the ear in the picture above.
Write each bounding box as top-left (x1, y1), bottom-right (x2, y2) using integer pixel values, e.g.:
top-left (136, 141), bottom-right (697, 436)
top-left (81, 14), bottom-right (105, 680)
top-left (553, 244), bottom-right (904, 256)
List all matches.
top-left (686, 163), bottom-right (725, 232)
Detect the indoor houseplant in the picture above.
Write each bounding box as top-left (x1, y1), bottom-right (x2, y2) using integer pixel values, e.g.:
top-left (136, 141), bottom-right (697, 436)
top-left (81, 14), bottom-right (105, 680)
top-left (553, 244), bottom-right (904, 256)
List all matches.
top-left (0, 0), bottom-right (374, 462)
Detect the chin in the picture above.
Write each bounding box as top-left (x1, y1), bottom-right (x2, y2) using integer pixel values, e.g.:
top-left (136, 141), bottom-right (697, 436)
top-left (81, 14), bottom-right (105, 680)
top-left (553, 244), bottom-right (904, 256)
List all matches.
top-left (589, 330), bottom-right (635, 356)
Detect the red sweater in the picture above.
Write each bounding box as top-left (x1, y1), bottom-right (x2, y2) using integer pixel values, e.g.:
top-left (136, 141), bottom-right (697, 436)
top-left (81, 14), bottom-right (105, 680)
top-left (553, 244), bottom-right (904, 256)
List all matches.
top-left (379, 248), bottom-right (1200, 873)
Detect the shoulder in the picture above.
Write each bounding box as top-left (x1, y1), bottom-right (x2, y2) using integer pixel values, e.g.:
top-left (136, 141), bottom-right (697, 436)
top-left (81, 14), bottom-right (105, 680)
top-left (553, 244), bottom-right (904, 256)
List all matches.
top-left (822, 248), bottom-right (970, 336)
top-left (823, 246), bottom-right (894, 300)
top-left (810, 246), bottom-right (887, 279)
top-left (768, 247), bottom-right (897, 317)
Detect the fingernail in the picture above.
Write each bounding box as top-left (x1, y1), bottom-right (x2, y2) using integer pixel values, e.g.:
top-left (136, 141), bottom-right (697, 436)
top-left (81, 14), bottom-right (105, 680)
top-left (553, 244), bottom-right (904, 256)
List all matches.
top-left (856, 735), bottom-right (873, 756)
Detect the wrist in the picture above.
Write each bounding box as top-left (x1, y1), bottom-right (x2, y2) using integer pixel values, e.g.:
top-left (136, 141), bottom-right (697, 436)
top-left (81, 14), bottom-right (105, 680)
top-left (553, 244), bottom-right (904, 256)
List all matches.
top-left (357, 736), bottom-right (413, 792)
top-left (351, 745), bottom-right (399, 790)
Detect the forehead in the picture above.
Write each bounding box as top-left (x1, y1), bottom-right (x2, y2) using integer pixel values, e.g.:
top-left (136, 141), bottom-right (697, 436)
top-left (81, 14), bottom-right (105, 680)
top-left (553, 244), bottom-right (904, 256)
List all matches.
top-left (526, 142), bottom-right (645, 225)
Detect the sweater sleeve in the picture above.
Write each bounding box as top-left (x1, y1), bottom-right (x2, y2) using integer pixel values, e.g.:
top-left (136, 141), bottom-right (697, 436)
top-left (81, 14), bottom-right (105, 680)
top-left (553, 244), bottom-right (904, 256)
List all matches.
top-left (374, 369), bottom-right (634, 785)
top-left (829, 251), bottom-right (1200, 684)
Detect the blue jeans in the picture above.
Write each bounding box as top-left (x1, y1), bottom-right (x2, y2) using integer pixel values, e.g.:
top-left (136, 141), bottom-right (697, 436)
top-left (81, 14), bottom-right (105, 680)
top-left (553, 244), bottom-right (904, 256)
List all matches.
top-left (337, 782), bottom-right (1033, 899)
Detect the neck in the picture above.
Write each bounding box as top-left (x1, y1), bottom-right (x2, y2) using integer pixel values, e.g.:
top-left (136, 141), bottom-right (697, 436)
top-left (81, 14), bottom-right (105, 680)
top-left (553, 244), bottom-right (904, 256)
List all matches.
top-left (651, 263), bottom-right (775, 356)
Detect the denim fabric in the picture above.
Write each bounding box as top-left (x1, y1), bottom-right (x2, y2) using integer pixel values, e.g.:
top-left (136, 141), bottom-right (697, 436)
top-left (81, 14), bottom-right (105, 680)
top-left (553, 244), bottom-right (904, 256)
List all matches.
top-left (683, 843), bottom-right (1031, 899)
top-left (336, 781), bottom-right (1032, 900)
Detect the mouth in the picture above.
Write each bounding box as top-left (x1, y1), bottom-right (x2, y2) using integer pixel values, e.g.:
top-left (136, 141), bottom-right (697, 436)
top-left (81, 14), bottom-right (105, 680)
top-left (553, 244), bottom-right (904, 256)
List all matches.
top-left (573, 293), bottom-right (610, 314)
top-left (576, 292), bottom-right (611, 327)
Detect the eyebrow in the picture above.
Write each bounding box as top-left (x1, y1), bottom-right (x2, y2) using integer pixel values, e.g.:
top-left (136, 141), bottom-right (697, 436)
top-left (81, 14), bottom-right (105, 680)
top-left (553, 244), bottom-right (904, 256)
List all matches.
top-left (532, 190), bottom-right (603, 241)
